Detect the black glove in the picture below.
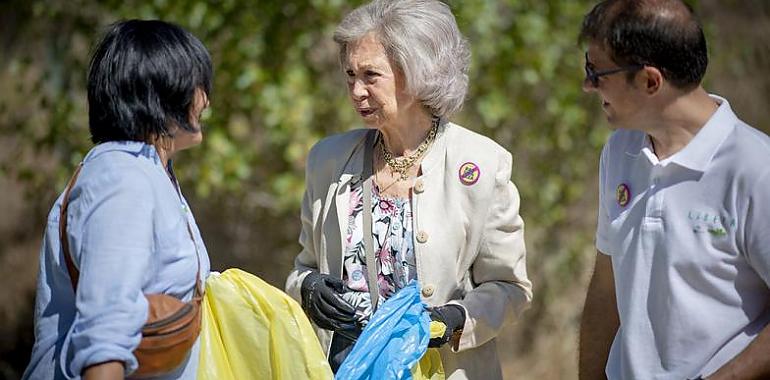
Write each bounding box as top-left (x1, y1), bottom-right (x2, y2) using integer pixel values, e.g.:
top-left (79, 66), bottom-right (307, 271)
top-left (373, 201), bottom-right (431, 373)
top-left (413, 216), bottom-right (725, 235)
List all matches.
top-left (300, 271), bottom-right (357, 331)
top-left (428, 304), bottom-right (466, 348)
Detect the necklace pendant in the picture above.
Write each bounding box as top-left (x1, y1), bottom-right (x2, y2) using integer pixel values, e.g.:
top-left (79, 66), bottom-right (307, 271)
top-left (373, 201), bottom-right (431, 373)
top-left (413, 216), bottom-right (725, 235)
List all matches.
top-left (400, 172), bottom-right (409, 181)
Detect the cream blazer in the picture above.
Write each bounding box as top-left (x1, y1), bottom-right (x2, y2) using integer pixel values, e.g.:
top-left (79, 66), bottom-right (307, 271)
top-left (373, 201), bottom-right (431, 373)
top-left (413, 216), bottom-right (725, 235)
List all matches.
top-left (285, 121), bottom-right (532, 380)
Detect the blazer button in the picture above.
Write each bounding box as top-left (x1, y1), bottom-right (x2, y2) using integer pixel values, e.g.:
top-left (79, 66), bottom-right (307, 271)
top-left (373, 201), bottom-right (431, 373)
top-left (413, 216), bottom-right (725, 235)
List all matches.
top-left (416, 231), bottom-right (428, 243)
top-left (414, 179), bottom-right (425, 193)
top-left (422, 284), bottom-right (435, 297)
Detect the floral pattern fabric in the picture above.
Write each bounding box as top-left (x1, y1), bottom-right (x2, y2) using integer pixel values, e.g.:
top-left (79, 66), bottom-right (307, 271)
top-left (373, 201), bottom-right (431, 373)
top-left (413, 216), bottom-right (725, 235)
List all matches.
top-left (341, 179), bottom-right (417, 325)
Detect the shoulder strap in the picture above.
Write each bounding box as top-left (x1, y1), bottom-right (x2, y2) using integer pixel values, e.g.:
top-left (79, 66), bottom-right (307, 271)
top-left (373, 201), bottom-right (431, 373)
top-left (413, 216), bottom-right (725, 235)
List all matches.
top-left (174, 182), bottom-right (204, 298)
top-left (59, 162), bottom-right (202, 298)
top-left (362, 130), bottom-right (380, 312)
top-left (60, 163), bottom-right (84, 291)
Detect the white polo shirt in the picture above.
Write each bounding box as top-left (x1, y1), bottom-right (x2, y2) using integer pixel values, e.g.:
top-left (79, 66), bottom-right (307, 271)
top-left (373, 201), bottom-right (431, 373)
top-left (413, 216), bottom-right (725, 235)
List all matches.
top-left (596, 95), bottom-right (770, 379)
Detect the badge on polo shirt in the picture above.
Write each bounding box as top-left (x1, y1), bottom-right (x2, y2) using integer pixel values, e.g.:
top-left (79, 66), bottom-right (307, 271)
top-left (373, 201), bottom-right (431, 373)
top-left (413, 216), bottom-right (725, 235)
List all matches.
top-left (616, 183), bottom-right (631, 207)
top-left (459, 162), bottom-right (480, 185)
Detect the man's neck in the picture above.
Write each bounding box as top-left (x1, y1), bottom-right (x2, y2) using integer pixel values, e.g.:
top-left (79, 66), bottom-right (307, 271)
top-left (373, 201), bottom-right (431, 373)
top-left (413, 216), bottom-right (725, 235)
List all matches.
top-left (645, 87), bottom-right (719, 160)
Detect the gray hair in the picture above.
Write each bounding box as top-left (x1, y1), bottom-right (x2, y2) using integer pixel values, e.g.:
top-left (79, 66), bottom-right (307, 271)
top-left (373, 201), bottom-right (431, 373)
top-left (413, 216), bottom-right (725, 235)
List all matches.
top-left (333, 0), bottom-right (471, 117)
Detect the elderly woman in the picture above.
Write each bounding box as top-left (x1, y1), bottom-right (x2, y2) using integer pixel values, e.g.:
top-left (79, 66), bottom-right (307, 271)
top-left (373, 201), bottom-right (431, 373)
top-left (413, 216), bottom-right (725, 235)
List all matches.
top-left (24, 20), bottom-right (211, 379)
top-left (285, 0), bottom-right (532, 378)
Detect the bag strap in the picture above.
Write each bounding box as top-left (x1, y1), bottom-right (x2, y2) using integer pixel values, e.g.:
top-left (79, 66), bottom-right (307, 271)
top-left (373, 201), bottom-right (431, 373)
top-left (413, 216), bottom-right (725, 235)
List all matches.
top-left (60, 163), bottom-right (84, 290)
top-left (59, 162), bottom-right (202, 298)
top-left (172, 179), bottom-right (204, 299)
top-left (362, 130), bottom-right (380, 312)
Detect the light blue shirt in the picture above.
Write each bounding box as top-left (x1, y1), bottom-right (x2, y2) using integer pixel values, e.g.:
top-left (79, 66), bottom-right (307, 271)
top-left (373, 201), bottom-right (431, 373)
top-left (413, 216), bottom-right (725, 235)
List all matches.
top-left (23, 141), bottom-right (210, 379)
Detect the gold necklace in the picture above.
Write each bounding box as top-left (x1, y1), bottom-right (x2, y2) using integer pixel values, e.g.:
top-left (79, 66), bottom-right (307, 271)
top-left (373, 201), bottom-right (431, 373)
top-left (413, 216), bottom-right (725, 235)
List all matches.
top-left (380, 117), bottom-right (439, 181)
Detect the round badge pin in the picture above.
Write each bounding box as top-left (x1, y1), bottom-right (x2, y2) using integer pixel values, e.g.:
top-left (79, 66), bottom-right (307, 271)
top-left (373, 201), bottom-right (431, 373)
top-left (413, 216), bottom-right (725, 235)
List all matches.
top-left (616, 183), bottom-right (631, 207)
top-left (458, 162), bottom-right (481, 186)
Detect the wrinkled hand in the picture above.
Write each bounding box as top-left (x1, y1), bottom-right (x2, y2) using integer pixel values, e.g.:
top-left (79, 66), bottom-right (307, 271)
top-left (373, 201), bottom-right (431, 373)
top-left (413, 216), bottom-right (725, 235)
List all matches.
top-left (427, 304), bottom-right (466, 348)
top-left (300, 271), bottom-right (357, 331)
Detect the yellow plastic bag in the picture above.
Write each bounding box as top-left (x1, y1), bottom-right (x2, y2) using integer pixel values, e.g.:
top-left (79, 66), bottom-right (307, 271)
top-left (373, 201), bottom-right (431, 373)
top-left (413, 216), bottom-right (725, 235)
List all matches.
top-left (197, 269), bottom-right (333, 380)
top-left (411, 321), bottom-right (446, 380)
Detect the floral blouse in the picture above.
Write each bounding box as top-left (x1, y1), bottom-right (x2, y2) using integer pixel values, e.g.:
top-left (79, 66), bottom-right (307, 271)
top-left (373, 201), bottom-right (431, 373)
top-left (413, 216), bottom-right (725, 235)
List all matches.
top-left (341, 178), bottom-right (417, 325)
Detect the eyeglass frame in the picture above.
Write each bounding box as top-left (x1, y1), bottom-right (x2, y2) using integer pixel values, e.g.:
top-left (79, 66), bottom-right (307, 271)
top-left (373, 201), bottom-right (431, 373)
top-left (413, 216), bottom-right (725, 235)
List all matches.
top-left (584, 52), bottom-right (644, 87)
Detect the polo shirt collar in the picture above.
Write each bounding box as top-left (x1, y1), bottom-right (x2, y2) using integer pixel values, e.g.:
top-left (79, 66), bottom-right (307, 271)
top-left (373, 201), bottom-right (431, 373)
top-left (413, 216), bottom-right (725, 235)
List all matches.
top-left (635, 94), bottom-right (737, 172)
top-left (669, 95), bottom-right (737, 171)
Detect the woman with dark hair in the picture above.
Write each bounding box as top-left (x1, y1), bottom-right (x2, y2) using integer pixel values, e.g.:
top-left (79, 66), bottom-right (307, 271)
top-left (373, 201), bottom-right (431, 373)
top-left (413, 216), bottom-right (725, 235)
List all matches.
top-left (24, 20), bottom-right (212, 379)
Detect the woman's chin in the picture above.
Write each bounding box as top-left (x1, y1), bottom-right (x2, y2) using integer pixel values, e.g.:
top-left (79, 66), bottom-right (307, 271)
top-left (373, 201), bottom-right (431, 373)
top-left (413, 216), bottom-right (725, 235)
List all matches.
top-left (359, 115), bottom-right (381, 128)
top-left (175, 131), bottom-right (204, 151)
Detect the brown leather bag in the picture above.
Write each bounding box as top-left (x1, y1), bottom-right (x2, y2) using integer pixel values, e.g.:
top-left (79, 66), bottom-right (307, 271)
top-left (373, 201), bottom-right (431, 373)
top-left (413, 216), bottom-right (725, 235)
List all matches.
top-left (59, 163), bottom-right (203, 378)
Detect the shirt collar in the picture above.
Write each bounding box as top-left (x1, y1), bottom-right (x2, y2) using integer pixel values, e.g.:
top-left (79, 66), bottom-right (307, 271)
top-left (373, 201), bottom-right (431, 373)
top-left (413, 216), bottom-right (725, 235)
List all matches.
top-left (668, 95), bottom-right (736, 172)
top-left (83, 141), bottom-right (163, 165)
top-left (633, 94), bottom-right (737, 171)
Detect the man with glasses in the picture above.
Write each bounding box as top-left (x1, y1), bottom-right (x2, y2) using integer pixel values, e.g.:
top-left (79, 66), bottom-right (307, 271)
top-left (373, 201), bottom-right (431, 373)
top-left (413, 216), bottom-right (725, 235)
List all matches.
top-left (578, 1), bottom-right (770, 379)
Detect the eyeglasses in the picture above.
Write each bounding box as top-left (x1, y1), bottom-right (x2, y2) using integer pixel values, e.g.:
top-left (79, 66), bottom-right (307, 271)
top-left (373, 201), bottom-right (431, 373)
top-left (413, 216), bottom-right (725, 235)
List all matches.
top-left (584, 52), bottom-right (644, 87)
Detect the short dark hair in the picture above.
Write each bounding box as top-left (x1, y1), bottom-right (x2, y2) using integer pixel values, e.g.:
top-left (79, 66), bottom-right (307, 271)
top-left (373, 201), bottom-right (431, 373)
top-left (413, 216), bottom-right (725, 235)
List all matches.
top-left (87, 19), bottom-right (213, 144)
top-left (579, 0), bottom-right (708, 89)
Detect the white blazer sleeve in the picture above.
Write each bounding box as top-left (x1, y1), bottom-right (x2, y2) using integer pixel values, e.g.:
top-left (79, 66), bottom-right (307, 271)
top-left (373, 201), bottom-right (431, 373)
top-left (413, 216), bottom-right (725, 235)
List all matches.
top-left (449, 149), bottom-right (532, 352)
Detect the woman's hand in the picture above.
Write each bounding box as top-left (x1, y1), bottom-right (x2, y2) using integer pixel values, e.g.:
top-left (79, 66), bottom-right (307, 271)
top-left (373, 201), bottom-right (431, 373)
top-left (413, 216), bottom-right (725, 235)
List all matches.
top-left (300, 271), bottom-right (358, 331)
top-left (83, 361), bottom-right (124, 380)
top-left (427, 305), bottom-right (466, 348)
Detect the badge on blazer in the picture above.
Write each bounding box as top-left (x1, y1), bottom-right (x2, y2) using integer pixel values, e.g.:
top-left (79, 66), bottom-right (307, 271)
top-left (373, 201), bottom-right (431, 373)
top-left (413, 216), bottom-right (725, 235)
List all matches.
top-left (616, 183), bottom-right (631, 207)
top-left (459, 162), bottom-right (480, 185)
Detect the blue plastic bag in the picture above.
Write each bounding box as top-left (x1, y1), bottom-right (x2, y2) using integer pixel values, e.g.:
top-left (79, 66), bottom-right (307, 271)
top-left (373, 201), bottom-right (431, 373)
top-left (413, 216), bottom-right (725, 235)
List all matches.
top-left (335, 282), bottom-right (430, 380)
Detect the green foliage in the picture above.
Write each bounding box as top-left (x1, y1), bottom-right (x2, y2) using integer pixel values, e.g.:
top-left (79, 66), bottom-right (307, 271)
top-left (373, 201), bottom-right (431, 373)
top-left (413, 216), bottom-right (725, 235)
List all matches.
top-left (451, 0), bottom-right (603, 315)
top-left (3, 1), bottom-right (769, 378)
top-left (2, 0), bottom-right (601, 327)
top-left (0, 0), bottom-right (602, 376)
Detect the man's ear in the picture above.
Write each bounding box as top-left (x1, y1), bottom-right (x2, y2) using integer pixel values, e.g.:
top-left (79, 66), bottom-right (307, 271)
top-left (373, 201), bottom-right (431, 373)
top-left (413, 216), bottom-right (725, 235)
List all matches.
top-left (640, 66), bottom-right (663, 95)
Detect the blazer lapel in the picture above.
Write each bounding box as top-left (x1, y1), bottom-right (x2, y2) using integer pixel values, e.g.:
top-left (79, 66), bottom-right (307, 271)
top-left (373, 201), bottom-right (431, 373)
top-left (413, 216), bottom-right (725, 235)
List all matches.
top-left (325, 135), bottom-right (366, 279)
top-left (420, 118), bottom-right (449, 176)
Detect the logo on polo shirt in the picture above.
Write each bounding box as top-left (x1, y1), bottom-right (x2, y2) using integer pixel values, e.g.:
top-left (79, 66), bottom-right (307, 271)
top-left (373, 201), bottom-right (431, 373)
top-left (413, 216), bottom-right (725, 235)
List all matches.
top-left (689, 210), bottom-right (736, 236)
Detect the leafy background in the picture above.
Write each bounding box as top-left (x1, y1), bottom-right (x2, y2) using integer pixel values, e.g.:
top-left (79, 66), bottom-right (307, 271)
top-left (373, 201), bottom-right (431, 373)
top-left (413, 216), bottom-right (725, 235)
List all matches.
top-left (0, 0), bottom-right (767, 378)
